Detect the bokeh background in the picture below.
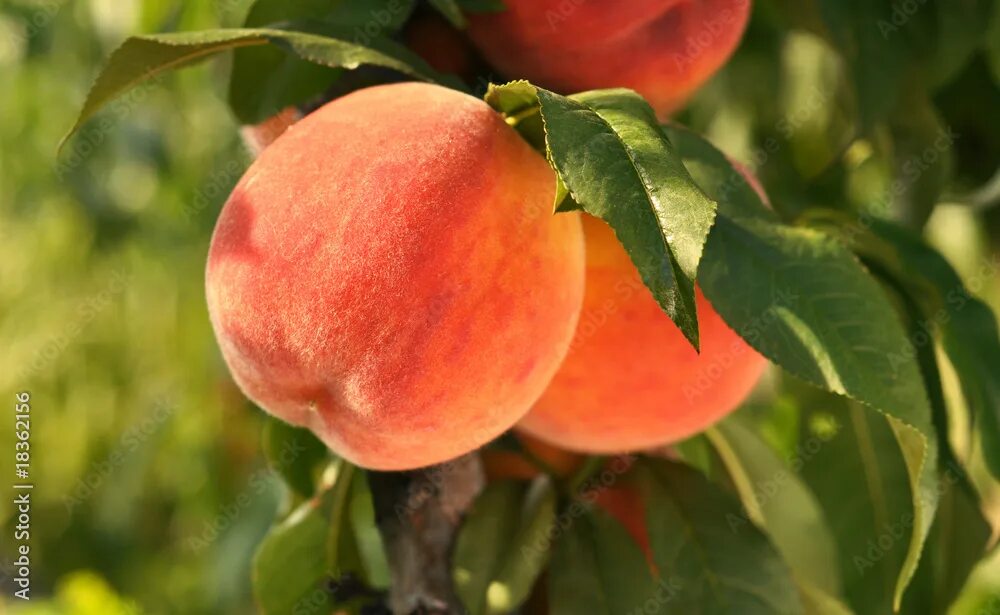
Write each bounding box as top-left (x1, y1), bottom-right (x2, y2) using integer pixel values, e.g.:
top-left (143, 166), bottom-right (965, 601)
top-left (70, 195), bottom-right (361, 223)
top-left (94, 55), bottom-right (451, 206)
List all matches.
top-left (1, 0), bottom-right (999, 613)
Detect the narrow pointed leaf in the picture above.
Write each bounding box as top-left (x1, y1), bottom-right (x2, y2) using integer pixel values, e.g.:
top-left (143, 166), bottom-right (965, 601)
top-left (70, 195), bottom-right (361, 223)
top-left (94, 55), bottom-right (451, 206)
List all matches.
top-left (486, 82), bottom-right (718, 348)
top-left (453, 479), bottom-right (556, 615)
top-left (707, 417), bottom-right (843, 597)
top-left (64, 27), bottom-right (445, 147)
top-left (637, 459), bottom-right (803, 615)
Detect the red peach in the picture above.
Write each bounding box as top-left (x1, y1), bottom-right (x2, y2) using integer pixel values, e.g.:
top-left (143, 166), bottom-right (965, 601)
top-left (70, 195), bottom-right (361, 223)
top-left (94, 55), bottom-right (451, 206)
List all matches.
top-left (517, 213), bottom-right (768, 454)
top-left (206, 83), bottom-right (586, 470)
top-left (467, 0), bottom-right (751, 116)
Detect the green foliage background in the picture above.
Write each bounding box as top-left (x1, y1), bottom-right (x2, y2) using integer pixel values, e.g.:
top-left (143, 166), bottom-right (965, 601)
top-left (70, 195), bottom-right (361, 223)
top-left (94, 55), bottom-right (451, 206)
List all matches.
top-left (1, 0), bottom-right (999, 613)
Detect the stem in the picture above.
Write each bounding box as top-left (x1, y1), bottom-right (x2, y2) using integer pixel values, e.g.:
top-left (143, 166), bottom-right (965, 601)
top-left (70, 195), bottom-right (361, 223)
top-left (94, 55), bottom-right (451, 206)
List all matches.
top-left (505, 105), bottom-right (541, 128)
top-left (367, 454), bottom-right (484, 614)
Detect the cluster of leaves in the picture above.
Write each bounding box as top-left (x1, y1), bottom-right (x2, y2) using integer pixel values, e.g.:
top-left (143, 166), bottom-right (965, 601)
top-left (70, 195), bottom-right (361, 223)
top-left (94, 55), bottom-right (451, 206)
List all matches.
top-left (62, 0), bottom-right (1000, 613)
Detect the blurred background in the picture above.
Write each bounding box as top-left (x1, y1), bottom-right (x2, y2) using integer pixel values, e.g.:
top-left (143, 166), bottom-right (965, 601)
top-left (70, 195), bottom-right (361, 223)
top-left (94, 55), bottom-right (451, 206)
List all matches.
top-left (0, 0), bottom-right (998, 613)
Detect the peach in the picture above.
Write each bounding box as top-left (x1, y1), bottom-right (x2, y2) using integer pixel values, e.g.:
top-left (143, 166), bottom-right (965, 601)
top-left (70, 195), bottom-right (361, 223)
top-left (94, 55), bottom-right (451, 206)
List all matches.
top-left (517, 211), bottom-right (768, 453)
top-left (206, 82), bottom-right (586, 470)
top-left (467, 0), bottom-right (751, 116)
top-left (239, 106), bottom-right (300, 156)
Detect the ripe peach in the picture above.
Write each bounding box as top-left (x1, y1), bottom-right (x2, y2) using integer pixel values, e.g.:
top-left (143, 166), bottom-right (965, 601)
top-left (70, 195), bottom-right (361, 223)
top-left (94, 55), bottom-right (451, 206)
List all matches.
top-left (206, 82), bottom-right (586, 470)
top-left (517, 211), bottom-right (768, 454)
top-left (239, 106), bottom-right (300, 156)
top-left (466, 0), bottom-right (751, 116)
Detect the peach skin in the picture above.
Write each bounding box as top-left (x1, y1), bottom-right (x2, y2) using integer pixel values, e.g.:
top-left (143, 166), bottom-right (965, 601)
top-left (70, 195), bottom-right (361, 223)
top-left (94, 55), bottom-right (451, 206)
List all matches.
top-left (517, 213), bottom-right (768, 454)
top-left (467, 0), bottom-right (752, 116)
top-left (206, 82), bottom-right (586, 470)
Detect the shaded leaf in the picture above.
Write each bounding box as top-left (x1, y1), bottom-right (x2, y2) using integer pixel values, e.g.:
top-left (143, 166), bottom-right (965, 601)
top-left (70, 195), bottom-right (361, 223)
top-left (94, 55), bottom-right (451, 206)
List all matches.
top-left (791, 392), bottom-right (916, 615)
top-left (252, 491), bottom-right (337, 614)
top-left (804, 210), bottom-right (1000, 481)
top-left (349, 472), bottom-right (391, 588)
top-left (549, 506), bottom-right (664, 615)
top-left (637, 459), bottom-right (802, 614)
top-left (262, 417), bottom-right (329, 500)
top-left (453, 479), bottom-right (556, 615)
top-left (815, 0), bottom-right (908, 129)
top-left (666, 125), bottom-right (938, 609)
top-left (886, 88), bottom-right (954, 228)
top-left (899, 475), bottom-right (990, 614)
top-left (707, 416), bottom-right (843, 597)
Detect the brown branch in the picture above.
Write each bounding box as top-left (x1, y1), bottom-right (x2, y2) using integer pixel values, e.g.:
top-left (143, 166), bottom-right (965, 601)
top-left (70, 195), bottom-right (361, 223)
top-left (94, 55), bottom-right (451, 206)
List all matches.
top-left (367, 454), bottom-right (484, 615)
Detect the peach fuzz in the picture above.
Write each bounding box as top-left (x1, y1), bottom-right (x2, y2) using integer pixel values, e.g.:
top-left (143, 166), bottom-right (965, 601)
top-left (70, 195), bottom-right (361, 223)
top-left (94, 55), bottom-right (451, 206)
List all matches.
top-left (206, 82), bottom-right (586, 470)
top-left (517, 214), bottom-right (768, 454)
top-left (467, 0), bottom-right (751, 116)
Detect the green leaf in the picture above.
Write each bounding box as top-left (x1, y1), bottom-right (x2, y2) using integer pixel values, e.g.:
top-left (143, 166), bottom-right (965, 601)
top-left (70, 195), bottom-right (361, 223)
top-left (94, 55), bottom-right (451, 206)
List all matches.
top-left (804, 211), bottom-right (1000, 482)
top-left (899, 474), bottom-right (990, 614)
top-left (453, 479), bottom-right (556, 615)
top-left (251, 459), bottom-right (377, 615)
top-left (548, 506), bottom-right (663, 615)
top-left (886, 89), bottom-right (954, 228)
top-left (989, 0), bottom-right (1000, 83)
top-left (637, 459), bottom-right (803, 615)
top-left (325, 461), bottom-right (358, 573)
top-left (665, 125), bottom-right (939, 610)
top-left (348, 473), bottom-right (391, 588)
top-left (262, 418), bottom-right (330, 500)
top-left (921, 0), bottom-right (993, 88)
top-left (792, 393), bottom-right (918, 615)
top-left (63, 26), bottom-right (445, 148)
top-left (486, 82), bottom-right (719, 348)
top-left (229, 0), bottom-right (416, 123)
top-left (798, 582), bottom-right (856, 615)
top-left (707, 416), bottom-right (843, 598)
top-left (252, 494), bottom-right (336, 615)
